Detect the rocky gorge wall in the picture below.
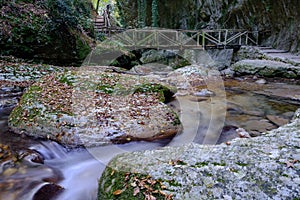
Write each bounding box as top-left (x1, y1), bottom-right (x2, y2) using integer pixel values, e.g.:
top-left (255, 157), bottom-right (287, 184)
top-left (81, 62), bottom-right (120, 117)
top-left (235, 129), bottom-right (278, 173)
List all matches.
top-left (116, 0), bottom-right (300, 53)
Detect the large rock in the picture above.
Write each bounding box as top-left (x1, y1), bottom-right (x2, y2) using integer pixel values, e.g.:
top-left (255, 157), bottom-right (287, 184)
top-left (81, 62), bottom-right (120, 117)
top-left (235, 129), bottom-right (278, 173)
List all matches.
top-left (0, 56), bottom-right (63, 108)
top-left (140, 50), bottom-right (176, 64)
top-left (232, 59), bottom-right (300, 78)
top-left (207, 49), bottom-right (234, 71)
top-left (98, 117), bottom-right (300, 199)
top-left (8, 69), bottom-right (181, 147)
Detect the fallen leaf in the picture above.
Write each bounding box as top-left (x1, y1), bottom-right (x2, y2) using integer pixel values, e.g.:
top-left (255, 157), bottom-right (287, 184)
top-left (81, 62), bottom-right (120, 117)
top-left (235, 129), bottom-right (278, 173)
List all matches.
top-left (113, 189), bottom-right (123, 196)
top-left (133, 187), bottom-right (140, 196)
top-left (145, 193), bottom-right (156, 200)
top-left (286, 159), bottom-right (298, 168)
top-left (225, 141), bottom-right (231, 145)
top-left (131, 182), bottom-right (137, 187)
top-left (159, 190), bottom-right (167, 196)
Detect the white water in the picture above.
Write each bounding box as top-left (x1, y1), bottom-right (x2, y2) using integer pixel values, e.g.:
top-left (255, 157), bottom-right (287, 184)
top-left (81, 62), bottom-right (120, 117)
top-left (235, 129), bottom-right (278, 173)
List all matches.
top-left (1, 88), bottom-right (299, 200)
top-left (32, 140), bottom-right (169, 200)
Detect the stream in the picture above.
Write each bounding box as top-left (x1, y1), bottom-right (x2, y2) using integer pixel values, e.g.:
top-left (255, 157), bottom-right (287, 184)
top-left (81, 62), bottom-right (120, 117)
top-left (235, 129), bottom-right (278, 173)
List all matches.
top-left (0, 82), bottom-right (299, 200)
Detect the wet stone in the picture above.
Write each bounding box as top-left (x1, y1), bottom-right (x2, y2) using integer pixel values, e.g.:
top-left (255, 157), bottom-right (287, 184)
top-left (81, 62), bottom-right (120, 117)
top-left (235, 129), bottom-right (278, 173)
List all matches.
top-left (266, 115), bottom-right (289, 126)
top-left (33, 183), bottom-right (64, 200)
top-left (242, 119), bottom-right (277, 132)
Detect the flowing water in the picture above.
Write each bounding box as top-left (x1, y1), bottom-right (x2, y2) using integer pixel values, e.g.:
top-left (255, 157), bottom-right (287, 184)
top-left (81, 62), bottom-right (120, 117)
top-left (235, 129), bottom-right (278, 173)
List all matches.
top-left (0, 87), bottom-right (299, 200)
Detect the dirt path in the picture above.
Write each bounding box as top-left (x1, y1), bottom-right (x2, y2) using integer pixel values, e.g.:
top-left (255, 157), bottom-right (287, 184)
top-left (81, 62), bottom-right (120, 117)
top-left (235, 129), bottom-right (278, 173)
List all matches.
top-left (258, 47), bottom-right (300, 65)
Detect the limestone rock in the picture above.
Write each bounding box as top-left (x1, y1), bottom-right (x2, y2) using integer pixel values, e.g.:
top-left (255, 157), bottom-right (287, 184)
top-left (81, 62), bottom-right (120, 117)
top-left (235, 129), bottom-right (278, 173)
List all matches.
top-left (99, 118), bottom-right (300, 199)
top-left (255, 79), bottom-right (267, 84)
top-left (232, 59), bottom-right (300, 78)
top-left (140, 50), bottom-right (176, 64)
top-left (207, 49), bottom-right (234, 70)
top-left (130, 63), bottom-right (174, 75)
top-left (8, 70), bottom-right (182, 147)
top-left (236, 127), bottom-right (251, 138)
top-left (193, 89), bottom-right (214, 97)
top-left (293, 108), bottom-right (300, 121)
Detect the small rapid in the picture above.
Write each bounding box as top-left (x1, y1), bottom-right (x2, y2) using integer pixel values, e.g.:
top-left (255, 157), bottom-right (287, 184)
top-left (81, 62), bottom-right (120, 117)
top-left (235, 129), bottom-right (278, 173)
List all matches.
top-left (1, 81), bottom-right (299, 200)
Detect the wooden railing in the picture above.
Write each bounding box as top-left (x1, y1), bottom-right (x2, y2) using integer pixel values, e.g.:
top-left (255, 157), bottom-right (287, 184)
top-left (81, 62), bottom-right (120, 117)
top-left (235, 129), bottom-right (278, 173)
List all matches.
top-left (102, 28), bottom-right (258, 50)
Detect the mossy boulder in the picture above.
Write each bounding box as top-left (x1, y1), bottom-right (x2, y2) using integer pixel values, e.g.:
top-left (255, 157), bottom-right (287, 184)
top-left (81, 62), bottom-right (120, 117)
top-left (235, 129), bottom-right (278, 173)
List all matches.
top-left (232, 59), bottom-right (300, 78)
top-left (98, 117), bottom-right (300, 199)
top-left (8, 68), bottom-right (181, 147)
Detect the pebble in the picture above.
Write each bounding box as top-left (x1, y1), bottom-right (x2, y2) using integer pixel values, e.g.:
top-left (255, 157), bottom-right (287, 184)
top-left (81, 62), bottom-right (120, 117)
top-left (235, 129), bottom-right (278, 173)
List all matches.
top-left (193, 89), bottom-right (214, 97)
top-left (255, 79), bottom-right (267, 84)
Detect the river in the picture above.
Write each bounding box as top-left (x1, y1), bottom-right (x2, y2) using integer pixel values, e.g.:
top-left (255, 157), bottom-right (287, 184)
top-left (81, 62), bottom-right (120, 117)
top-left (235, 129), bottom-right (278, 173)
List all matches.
top-left (0, 83), bottom-right (299, 200)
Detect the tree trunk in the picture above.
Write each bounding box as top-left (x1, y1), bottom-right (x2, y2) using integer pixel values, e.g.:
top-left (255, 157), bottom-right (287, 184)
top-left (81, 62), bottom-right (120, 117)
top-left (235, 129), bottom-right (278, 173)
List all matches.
top-left (138, 0), bottom-right (147, 28)
top-left (151, 0), bottom-right (158, 27)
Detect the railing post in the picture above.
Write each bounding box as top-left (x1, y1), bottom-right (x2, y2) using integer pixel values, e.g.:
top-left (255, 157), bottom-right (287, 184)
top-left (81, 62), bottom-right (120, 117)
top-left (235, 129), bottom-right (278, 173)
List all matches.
top-left (133, 29), bottom-right (136, 47)
top-left (155, 30), bottom-right (159, 49)
top-left (202, 31), bottom-right (205, 50)
top-left (246, 32), bottom-right (249, 46)
top-left (218, 31), bottom-right (221, 44)
top-left (256, 31), bottom-right (259, 46)
top-left (224, 30), bottom-right (228, 46)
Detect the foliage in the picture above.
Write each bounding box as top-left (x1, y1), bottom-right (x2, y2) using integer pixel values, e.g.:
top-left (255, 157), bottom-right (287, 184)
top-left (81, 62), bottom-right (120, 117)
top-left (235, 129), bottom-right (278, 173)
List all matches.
top-left (91, 0), bottom-right (111, 14)
top-left (0, 0), bottom-right (93, 65)
top-left (45, 0), bottom-right (92, 30)
top-left (0, 3), bottom-right (51, 55)
top-left (137, 0), bottom-right (147, 28)
top-left (151, 0), bottom-right (158, 27)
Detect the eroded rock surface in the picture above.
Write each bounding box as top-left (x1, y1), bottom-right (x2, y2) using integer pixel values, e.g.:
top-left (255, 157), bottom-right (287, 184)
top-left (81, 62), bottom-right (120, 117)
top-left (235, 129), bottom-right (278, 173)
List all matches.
top-left (8, 69), bottom-right (181, 147)
top-left (232, 59), bottom-right (300, 78)
top-left (99, 118), bottom-right (300, 199)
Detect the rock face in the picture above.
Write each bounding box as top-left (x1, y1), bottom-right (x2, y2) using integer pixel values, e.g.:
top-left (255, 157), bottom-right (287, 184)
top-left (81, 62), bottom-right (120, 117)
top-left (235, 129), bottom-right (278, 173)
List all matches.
top-left (232, 59), bottom-right (300, 78)
top-left (0, 0), bottom-right (93, 66)
top-left (116, 0), bottom-right (300, 53)
top-left (98, 118), bottom-right (300, 199)
top-left (8, 69), bottom-right (181, 147)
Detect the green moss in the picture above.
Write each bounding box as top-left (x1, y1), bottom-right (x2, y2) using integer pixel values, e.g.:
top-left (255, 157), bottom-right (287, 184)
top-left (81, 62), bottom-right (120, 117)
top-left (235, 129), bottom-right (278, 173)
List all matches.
top-left (96, 84), bottom-right (115, 94)
top-left (193, 162), bottom-right (209, 167)
top-left (58, 73), bottom-right (76, 86)
top-left (229, 168), bottom-right (239, 173)
top-left (166, 171), bottom-right (172, 175)
top-left (167, 179), bottom-right (181, 187)
top-left (171, 58), bottom-right (191, 70)
top-left (21, 86), bottom-right (42, 104)
top-left (235, 162), bottom-right (249, 167)
top-left (9, 85), bottom-right (43, 127)
top-left (171, 111), bottom-right (181, 126)
top-left (76, 36), bottom-right (91, 60)
top-left (8, 106), bottom-right (23, 126)
top-left (205, 172), bottom-right (213, 177)
top-left (217, 178), bottom-right (225, 183)
top-left (212, 162), bottom-right (226, 166)
top-left (134, 83), bottom-right (175, 103)
top-left (98, 167), bottom-right (172, 199)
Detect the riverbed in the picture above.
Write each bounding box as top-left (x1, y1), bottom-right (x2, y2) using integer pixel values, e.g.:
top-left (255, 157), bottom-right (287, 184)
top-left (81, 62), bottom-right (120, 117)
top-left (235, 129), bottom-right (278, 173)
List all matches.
top-left (0, 78), bottom-right (299, 200)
